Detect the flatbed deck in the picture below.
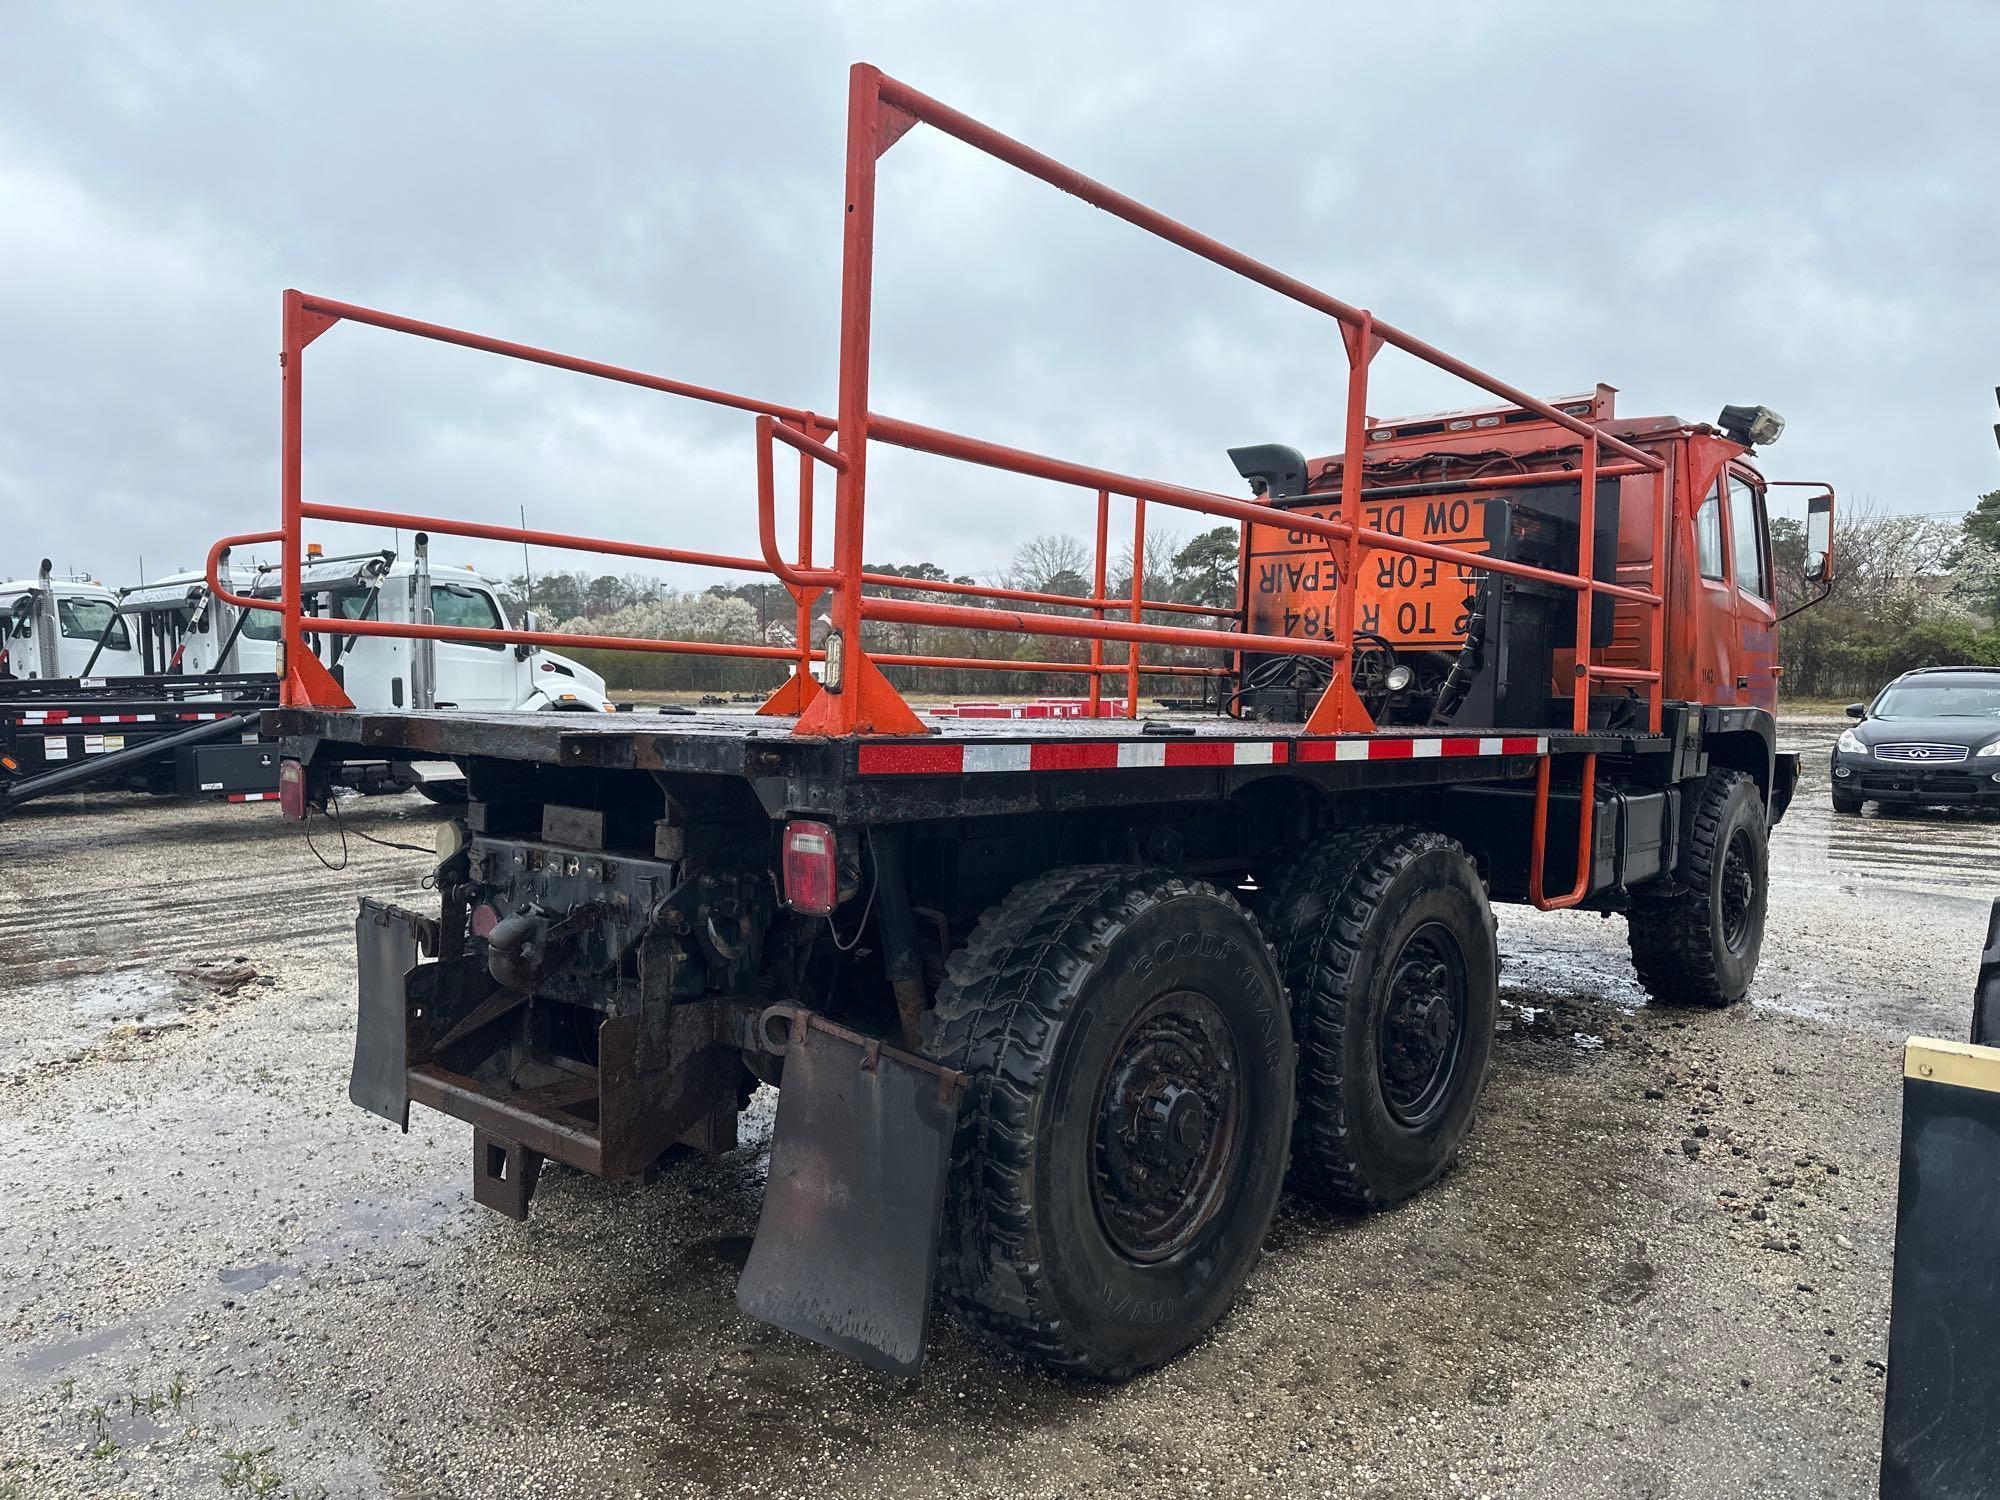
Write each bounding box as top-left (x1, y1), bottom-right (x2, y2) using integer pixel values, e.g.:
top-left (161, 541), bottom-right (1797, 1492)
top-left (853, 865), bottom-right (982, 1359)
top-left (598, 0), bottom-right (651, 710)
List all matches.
top-left (270, 706), bottom-right (1668, 822)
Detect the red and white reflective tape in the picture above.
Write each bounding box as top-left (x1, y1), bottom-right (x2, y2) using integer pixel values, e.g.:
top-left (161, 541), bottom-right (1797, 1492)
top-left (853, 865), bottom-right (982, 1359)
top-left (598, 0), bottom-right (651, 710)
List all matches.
top-left (17, 711), bottom-right (160, 726)
top-left (856, 734), bottom-right (1547, 777)
top-left (227, 792), bottom-right (279, 803)
top-left (1291, 734), bottom-right (1546, 764)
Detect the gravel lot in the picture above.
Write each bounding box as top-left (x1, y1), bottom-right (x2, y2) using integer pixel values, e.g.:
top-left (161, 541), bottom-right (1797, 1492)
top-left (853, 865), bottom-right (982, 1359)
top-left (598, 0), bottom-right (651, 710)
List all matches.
top-left (1, 715), bottom-right (1992, 1499)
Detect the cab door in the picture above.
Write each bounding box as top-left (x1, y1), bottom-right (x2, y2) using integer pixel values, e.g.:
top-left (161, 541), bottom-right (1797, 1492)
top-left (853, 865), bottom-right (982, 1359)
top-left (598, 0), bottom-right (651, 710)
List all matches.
top-left (1685, 473), bottom-right (1738, 706)
top-left (427, 582), bottom-right (517, 710)
top-left (1722, 469), bottom-right (1779, 711)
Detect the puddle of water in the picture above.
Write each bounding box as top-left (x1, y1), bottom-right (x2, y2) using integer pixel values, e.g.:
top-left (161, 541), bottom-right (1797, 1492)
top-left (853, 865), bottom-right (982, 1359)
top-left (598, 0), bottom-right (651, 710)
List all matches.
top-left (216, 1261), bottom-right (294, 1292)
top-left (68, 969), bottom-right (187, 1028)
top-left (10, 1324), bottom-right (127, 1382)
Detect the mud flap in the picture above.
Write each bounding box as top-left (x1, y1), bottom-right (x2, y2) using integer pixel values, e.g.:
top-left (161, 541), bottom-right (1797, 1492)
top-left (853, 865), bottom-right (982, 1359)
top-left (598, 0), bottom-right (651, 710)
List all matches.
top-left (351, 898), bottom-right (434, 1129)
top-left (1880, 1036), bottom-right (2000, 1498)
top-left (736, 1007), bottom-right (967, 1376)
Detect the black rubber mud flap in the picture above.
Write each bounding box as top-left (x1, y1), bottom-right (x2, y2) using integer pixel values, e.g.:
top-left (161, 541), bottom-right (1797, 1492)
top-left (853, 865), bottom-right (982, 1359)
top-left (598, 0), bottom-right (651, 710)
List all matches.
top-left (351, 898), bottom-right (432, 1129)
top-left (1880, 1036), bottom-right (2000, 1498)
top-left (736, 1007), bottom-right (967, 1376)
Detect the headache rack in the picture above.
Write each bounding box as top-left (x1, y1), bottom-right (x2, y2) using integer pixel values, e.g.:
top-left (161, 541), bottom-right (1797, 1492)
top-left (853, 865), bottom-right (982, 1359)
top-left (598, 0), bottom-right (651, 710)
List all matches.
top-left (215, 62), bottom-right (1671, 908)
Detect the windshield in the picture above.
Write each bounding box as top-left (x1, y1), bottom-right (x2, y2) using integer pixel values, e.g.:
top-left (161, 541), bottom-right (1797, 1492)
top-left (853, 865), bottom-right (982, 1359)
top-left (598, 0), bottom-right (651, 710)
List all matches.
top-left (1873, 682), bottom-right (2000, 719)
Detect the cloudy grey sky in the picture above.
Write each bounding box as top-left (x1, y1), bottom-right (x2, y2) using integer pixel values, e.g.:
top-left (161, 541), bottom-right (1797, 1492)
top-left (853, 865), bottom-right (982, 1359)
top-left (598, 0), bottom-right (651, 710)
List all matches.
top-left (4, 2), bottom-right (1997, 591)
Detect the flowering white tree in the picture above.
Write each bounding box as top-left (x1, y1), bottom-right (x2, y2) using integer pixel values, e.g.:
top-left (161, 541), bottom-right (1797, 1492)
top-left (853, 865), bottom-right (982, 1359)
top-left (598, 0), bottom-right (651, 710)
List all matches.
top-left (559, 592), bottom-right (759, 642)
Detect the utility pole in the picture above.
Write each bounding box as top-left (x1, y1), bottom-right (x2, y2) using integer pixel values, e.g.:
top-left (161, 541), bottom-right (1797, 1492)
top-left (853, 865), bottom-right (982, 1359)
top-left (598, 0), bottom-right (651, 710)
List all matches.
top-left (520, 505), bottom-right (534, 596)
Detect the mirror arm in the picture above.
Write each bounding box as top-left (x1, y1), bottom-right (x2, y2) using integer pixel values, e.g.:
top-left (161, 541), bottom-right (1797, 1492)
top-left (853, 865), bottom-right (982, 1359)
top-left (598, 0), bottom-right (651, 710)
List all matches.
top-left (1776, 578), bottom-right (1836, 624)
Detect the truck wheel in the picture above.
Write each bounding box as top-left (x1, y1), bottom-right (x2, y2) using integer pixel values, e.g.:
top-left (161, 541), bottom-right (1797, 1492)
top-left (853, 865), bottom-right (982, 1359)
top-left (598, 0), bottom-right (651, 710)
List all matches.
top-left (1830, 788), bottom-right (1863, 815)
top-left (1263, 827), bottom-right (1497, 1209)
top-left (1627, 770), bottom-right (1767, 1007)
top-left (927, 867), bottom-right (1294, 1378)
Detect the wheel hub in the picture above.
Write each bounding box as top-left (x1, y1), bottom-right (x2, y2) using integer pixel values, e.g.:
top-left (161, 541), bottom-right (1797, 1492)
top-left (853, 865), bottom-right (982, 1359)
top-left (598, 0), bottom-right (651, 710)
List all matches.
top-left (1138, 1082), bottom-right (1208, 1172)
top-left (1719, 829), bottom-right (1757, 954)
top-left (1379, 926), bottom-right (1468, 1129)
top-left (1092, 993), bottom-right (1240, 1263)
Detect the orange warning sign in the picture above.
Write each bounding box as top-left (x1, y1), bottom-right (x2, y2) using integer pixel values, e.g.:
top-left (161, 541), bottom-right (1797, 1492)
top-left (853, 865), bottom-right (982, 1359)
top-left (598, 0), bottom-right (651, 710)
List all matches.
top-left (1244, 494), bottom-right (1489, 649)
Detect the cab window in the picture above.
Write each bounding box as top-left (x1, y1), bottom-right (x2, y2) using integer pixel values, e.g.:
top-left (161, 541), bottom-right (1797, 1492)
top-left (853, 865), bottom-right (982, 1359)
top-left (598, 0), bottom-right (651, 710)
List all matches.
top-left (239, 608), bottom-right (282, 641)
top-left (328, 586), bottom-right (380, 621)
top-left (1695, 483), bottom-right (1725, 581)
top-left (430, 584), bottom-right (504, 648)
top-left (1727, 475), bottom-right (1771, 601)
top-left (58, 597), bottom-right (131, 651)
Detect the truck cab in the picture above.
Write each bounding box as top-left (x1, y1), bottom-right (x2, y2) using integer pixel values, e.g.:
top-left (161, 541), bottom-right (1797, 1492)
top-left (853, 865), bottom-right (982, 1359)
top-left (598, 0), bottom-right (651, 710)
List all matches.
top-left (0, 561), bottom-right (146, 681)
top-left (1237, 386), bottom-right (1832, 808)
top-left (125, 544), bottom-right (615, 714)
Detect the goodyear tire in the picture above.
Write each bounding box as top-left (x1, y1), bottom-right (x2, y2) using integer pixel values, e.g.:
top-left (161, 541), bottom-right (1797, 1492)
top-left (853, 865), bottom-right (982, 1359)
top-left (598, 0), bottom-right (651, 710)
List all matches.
top-left (1628, 769), bottom-right (1768, 1006)
top-left (1263, 827), bottom-right (1498, 1209)
top-left (926, 867), bottom-right (1294, 1379)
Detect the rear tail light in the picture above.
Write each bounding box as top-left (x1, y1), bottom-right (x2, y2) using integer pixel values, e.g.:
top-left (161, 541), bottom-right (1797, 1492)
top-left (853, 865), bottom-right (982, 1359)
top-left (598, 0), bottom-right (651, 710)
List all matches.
top-left (278, 758), bottom-right (307, 820)
top-left (782, 819), bottom-right (838, 915)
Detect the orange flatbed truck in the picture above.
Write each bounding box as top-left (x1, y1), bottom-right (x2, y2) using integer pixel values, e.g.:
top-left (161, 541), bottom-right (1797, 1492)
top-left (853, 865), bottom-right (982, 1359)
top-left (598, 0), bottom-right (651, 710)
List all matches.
top-left (241, 64), bottom-right (1835, 1377)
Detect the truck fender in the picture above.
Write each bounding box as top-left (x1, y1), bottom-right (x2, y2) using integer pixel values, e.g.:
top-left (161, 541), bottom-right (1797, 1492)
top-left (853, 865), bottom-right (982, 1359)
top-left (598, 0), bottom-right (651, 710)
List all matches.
top-left (514, 684), bottom-right (612, 713)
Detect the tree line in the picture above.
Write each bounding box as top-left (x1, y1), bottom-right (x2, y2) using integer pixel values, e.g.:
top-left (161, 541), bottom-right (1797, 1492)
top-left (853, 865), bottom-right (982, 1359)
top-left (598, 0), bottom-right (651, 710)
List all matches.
top-left (1773, 488), bottom-right (2000, 699)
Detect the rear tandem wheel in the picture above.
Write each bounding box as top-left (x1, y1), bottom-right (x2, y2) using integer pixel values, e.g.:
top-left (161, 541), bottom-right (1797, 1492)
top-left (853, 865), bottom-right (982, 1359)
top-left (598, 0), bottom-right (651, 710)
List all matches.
top-left (1261, 826), bottom-right (1499, 1209)
top-left (925, 866), bottom-right (1295, 1379)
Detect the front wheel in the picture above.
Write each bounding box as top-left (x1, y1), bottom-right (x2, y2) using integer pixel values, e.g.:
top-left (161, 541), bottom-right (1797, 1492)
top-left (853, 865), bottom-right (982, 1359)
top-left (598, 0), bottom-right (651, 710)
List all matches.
top-left (1830, 787), bottom-right (1863, 815)
top-left (1263, 827), bottom-right (1498, 1208)
top-left (1628, 770), bottom-right (1768, 1006)
top-left (927, 867), bottom-right (1295, 1379)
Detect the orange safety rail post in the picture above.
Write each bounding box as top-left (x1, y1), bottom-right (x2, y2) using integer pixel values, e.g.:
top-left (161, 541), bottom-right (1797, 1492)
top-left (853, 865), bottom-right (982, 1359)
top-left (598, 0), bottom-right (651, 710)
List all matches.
top-left (1127, 499), bottom-right (1144, 717)
top-left (1087, 490), bottom-right (1109, 717)
top-left (756, 416), bottom-right (844, 716)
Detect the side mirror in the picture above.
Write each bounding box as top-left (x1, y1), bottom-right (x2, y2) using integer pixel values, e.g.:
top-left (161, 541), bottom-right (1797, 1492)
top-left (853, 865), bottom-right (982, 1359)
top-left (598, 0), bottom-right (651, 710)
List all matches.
top-left (1846, 703), bottom-right (1866, 720)
top-left (523, 610), bottom-right (541, 634)
top-left (1806, 494), bottom-right (1835, 583)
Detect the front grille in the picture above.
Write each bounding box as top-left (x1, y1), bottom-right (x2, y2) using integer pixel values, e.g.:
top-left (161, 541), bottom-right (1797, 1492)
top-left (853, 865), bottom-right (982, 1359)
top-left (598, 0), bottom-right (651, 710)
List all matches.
top-left (1874, 742), bottom-right (1971, 764)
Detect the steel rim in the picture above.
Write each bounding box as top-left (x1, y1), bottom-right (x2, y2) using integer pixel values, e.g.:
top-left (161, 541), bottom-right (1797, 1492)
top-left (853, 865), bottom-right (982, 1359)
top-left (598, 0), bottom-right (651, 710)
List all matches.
top-left (1719, 828), bottom-right (1757, 954)
top-left (1378, 922), bottom-right (1469, 1129)
top-left (1091, 990), bottom-right (1242, 1264)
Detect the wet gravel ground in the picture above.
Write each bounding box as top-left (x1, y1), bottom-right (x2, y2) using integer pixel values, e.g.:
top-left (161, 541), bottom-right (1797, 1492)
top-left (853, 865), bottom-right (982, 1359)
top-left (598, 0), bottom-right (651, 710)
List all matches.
top-left (1, 714), bottom-right (1993, 1499)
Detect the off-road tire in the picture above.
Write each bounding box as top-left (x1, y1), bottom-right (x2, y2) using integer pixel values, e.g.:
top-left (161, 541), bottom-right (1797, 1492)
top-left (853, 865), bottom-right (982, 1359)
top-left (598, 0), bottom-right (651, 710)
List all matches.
top-left (1628, 769), bottom-right (1768, 1007)
top-left (1262, 827), bottom-right (1498, 1209)
top-left (926, 866), bottom-right (1295, 1379)
top-left (1830, 788), bottom-right (1863, 815)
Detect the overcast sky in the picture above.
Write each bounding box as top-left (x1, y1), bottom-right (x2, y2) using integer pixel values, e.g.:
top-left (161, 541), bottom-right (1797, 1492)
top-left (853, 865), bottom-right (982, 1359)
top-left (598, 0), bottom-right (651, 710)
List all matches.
top-left (4, 2), bottom-right (1997, 592)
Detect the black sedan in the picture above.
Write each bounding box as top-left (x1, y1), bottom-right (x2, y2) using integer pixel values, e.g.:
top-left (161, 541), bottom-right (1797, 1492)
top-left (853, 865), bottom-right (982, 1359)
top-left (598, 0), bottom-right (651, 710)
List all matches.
top-left (1831, 667), bottom-right (2000, 813)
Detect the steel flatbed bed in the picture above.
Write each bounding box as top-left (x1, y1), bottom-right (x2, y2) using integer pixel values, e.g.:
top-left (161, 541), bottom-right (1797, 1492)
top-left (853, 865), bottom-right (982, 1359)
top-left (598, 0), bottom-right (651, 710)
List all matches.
top-left (269, 706), bottom-right (1669, 822)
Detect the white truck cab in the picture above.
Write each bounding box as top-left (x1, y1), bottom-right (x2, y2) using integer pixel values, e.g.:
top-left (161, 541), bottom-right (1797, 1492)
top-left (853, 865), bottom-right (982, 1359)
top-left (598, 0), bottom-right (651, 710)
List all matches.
top-left (122, 540), bottom-right (613, 713)
top-left (0, 561), bottom-right (146, 680)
